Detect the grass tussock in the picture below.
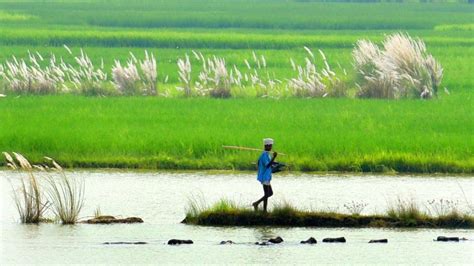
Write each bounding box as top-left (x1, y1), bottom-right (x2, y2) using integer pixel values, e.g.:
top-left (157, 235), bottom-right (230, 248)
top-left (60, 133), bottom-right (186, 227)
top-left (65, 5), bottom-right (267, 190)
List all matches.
top-left (3, 152), bottom-right (85, 224)
top-left (4, 152), bottom-right (48, 223)
top-left (353, 33), bottom-right (443, 99)
top-left (44, 158), bottom-right (85, 224)
top-left (183, 198), bottom-right (474, 229)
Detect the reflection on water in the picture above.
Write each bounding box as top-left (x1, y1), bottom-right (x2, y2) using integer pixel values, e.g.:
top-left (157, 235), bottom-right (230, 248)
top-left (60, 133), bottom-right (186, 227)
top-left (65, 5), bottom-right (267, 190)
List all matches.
top-left (1, 170), bottom-right (473, 264)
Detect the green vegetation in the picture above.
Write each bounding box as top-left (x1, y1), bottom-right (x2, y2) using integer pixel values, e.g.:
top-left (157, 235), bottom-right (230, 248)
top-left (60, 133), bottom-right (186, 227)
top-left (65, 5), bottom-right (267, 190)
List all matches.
top-left (0, 1), bottom-right (472, 172)
top-left (0, 95), bottom-right (472, 173)
top-left (1, 1), bottom-right (473, 30)
top-left (183, 199), bottom-right (474, 228)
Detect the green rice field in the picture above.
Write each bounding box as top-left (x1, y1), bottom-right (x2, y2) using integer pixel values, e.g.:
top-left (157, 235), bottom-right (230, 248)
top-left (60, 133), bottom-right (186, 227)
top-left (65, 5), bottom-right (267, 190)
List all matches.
top-left (1, 95), bottom-right (472, 172)
top-left (0, 0), bottom-right (473, 173)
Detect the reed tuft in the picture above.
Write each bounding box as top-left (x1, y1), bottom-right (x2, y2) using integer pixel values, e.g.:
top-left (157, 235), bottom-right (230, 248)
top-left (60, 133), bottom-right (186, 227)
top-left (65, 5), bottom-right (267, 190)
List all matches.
top-left (3, 152), bottom-right (49, 223)
top-left (353, 33), bottom-right (443, 99)
top-left (44, 158), bottom-right (85, 224)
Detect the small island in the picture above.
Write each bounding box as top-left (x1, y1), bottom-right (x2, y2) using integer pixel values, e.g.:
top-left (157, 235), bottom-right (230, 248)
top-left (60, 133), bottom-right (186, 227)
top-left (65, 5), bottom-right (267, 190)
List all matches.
top-left (183, 200), bottom-right (474, 229)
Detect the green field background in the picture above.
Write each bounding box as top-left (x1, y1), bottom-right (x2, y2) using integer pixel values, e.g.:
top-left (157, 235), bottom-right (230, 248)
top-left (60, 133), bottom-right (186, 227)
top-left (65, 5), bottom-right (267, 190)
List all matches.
top-left (0, 0), bottom-right (473, 172)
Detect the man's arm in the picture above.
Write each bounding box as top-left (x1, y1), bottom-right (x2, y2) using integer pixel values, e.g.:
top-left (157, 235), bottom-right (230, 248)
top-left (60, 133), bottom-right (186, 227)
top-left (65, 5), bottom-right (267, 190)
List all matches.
top-left (265, 152), bottom-right (278, 168)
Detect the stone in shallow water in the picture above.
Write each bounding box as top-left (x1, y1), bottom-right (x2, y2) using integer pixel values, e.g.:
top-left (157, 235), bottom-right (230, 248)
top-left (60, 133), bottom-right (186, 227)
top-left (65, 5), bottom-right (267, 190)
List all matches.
top-left (301, 237), bottom-right (317, 244)
top-left (268, 236), bottom-right (284, 244)
top-left (84, 216), bottom-right (143, 224)
top-left (219, 240), bottom-right (235, 245)
top-left (435, 236), bottom-right (468, 242)
top-left (255, 236), bottom-right (284, 245)
top-left (322, 237), bottom-right (346, 243)
top-left (369, 239), bottom-right (388, 243)
top-left (103, 241), bottom-right (147, 245)
top-left (168, 239), bottom-right (193, 245)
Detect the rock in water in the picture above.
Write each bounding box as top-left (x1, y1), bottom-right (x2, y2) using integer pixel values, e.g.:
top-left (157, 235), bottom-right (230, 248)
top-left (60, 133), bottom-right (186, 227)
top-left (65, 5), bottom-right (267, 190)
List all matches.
top-left (255, 236), bottom-right (284, 245)
top-left (220, 240), bottom-right (234, 245)
top-left (369, 239), bottom-right (388, 243)
top-left (435, 236), bottom-right (465, 242)
top-left (103, 241), bottom-right (147, 245)
top-left (268, 236), bottom-right (284, 244)
top-left (322, 237), bottom-right (346, 243)
top-left (84, 216), bottom-right (143, 224)
top-left (167, 239), bottom-right (193, 245)
top-left (300, 237), bottom-right (317, 244)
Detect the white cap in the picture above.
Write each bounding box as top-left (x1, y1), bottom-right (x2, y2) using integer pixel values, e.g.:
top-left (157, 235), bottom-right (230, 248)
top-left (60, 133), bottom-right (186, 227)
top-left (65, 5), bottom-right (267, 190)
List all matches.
top-left (263, 138), bottom-right (274, 145)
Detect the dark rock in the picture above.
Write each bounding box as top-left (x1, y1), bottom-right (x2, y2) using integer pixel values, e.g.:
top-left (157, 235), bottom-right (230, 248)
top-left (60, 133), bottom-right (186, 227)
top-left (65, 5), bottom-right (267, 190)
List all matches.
top-left (255, 236), bottom-right (284, 245)
top-left (220, 240), bottom-right (234, 245)
top-left (103, 241), bottom-right (147, 245)
top-left (268, 236), bottom-right (284, 244)
top-left (369, 239), bottom-right (388, 243)
top-left (322, 237), bottom-right (346, 243)
top-left (168, 239), bottom-right (193, 245)
top-left (84, 216), bottom-right (144, 224)
top-left (435, 236), bottom-right (467, 242)
top-left (300, 237), bottom-right (317, 244)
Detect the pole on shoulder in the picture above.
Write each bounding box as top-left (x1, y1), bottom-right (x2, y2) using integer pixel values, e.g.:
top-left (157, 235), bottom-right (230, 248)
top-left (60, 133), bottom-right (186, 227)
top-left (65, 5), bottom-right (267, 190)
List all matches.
top-left (222, 145), bottom-right (286, 156)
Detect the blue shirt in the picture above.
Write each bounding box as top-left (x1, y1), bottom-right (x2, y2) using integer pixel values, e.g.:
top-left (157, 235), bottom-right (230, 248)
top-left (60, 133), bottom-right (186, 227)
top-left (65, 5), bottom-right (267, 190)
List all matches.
top-left (257, 151), bottom-right (272, 183)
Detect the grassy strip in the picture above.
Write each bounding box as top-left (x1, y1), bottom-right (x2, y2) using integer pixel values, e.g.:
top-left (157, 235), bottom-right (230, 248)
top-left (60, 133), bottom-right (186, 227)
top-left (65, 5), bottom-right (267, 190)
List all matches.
top-left (0, 96), bottom-right (472, 173)
top-left (183, 200), bottom-right (474, 228)
top-left (1, 28), bottom-right (473, 49)
top-left (1, 1), bottom-right (473, 30)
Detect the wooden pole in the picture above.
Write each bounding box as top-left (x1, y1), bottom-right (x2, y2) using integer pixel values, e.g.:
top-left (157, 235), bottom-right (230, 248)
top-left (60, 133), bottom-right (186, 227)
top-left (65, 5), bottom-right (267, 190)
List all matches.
top-left (222, 145), bottom-right (286, 156)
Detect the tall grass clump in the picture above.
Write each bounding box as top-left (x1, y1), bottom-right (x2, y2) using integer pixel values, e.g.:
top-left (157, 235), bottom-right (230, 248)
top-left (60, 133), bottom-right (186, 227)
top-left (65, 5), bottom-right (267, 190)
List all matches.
top-left (68, 48), bottom-right (109, 96)
top-left (386, 198), bottom-right (428, 225)
top-left (1, 52), bottom-right (64, 94)
top-left (44, 157), bottom-right (85, 224)
top-left (112, 51), bottom-right (157, 95)
top-left (3, 152), bottom-right (85, 224)
top-left (0, 47), bottom-right (110, 95)
top-left (353, 33), bottom-right (443, 99)
top-left (3, 152), bottom-right (48, 223)
top-left (242, 51), bottom-right (281, 97)
top-left (289, 47), bottom-right (346, 98)
top-left (184, 194), bottom-right (209, 223)
top-left (193, 52), bottom-right (232, 98)
top-left (177, 54), bottom-right (193, 97)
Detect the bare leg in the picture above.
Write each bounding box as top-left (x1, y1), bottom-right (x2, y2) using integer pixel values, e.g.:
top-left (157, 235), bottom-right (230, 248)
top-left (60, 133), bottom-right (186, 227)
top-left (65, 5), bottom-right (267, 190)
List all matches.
top-left (262, 185), bottom-right (273, 212)
top-left (253, 196), bottom-right (266, 210)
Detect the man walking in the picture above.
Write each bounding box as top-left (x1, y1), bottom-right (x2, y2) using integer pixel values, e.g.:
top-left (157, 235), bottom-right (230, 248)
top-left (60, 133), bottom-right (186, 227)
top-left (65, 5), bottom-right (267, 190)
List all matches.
top-left (252, 138), bottom-right (277, 212)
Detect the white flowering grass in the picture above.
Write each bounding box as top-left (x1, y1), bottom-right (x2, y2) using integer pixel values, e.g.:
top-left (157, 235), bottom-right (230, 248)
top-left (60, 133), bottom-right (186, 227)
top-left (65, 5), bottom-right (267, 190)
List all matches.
top-left (353, 33), bottom-right (443, 99)
top-left (288, 47), bottom-right (346, 98)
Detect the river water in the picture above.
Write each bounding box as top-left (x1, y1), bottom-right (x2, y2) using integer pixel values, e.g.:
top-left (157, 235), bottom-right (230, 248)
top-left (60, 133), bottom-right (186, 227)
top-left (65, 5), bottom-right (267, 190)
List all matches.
top-left (1, 170), bottom-right (473, 264)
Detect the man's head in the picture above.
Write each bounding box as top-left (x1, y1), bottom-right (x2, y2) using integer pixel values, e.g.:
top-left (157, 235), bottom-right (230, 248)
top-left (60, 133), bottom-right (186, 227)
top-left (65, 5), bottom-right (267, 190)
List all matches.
top-left (263, 138), bottom-right (274, 151)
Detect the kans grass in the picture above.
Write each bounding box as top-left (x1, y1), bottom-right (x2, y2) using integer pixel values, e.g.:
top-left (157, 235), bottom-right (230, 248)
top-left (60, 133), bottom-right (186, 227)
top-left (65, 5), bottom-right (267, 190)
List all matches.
top-left (4, 152), bottom-right (85, 224)
top-left (183, 199), bottom-right (474, 229)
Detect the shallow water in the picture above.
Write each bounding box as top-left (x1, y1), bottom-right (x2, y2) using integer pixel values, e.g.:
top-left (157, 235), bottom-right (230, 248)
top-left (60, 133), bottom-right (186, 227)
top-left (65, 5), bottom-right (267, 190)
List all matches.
top-left (1, 170), bottom-right (473, 264)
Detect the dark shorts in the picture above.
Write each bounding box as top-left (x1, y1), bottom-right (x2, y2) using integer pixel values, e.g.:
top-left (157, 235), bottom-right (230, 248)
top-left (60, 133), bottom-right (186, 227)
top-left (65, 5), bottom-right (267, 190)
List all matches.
top-left (263, 184), bottom-right (273, 197)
